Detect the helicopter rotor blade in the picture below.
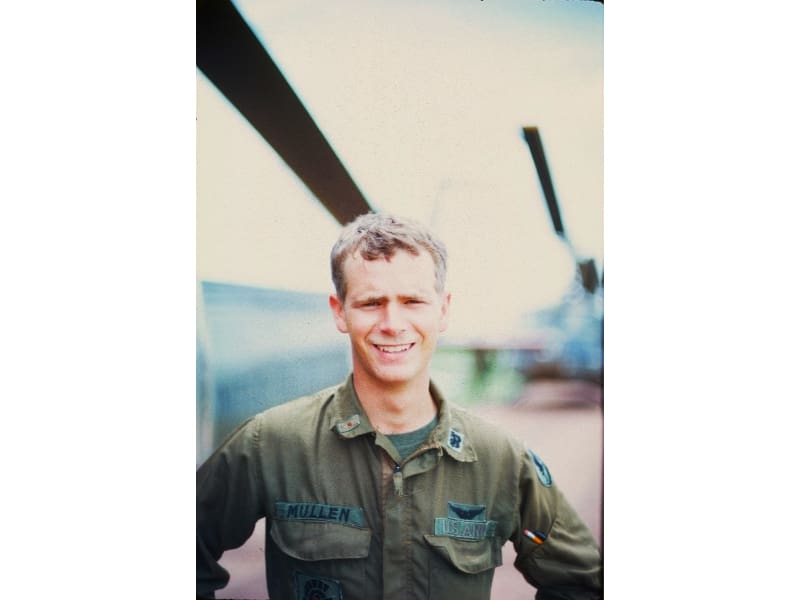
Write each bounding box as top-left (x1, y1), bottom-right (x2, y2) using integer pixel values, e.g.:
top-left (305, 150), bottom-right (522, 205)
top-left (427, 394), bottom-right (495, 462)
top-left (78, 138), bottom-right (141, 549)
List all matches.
top-left (522, 126), bottom-right (566, 241)
top-left (522, 126), bottom-right (603, 295)
top-left (196, 0), bottom-right (372, 226)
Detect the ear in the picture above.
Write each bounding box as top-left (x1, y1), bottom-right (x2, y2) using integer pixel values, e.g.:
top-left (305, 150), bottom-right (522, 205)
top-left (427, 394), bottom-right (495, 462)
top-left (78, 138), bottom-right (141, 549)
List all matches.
top-left (438, 292), bottom-right (452, 333)
top-left (329, 294), bottom-right (349, 333)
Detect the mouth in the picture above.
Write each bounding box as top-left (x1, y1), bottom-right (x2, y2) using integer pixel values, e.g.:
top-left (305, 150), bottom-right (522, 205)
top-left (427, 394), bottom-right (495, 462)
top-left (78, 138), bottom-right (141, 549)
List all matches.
top-left (373, 342), bottom-right (415, 354)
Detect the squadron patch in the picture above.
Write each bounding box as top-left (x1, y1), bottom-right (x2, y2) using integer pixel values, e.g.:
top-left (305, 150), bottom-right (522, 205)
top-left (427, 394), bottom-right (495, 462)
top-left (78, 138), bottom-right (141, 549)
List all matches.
top-left (528, 449), bottom-right (553, 487)
top-left (293, 571), bottom-right (343, 600)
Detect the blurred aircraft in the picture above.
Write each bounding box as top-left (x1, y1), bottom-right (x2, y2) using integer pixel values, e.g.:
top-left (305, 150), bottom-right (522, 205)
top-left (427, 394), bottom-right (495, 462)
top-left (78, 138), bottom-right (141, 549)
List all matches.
top-left (196, 0), bottom-right (602, 459)
top-left (435, 127), bottom-right (603, 385)
top-left (515, 127), bottom-right (603, 384)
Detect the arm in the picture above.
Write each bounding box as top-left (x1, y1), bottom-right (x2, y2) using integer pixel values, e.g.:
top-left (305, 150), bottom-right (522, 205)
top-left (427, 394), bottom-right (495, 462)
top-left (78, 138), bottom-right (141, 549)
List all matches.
top-left (197, 416), bottom-right (267, 599)
top-left (512, 449), bottom-right (602, 600)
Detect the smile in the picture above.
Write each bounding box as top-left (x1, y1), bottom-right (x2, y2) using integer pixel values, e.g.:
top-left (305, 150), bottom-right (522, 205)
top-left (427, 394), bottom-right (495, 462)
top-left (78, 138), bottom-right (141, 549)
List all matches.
top-left (374, 343), bottom-right (414, 354)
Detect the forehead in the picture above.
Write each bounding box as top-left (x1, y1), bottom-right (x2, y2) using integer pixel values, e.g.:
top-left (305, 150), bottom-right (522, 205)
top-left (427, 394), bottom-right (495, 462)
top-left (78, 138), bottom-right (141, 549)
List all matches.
top-left (342, 250), bottom-right (438, 295)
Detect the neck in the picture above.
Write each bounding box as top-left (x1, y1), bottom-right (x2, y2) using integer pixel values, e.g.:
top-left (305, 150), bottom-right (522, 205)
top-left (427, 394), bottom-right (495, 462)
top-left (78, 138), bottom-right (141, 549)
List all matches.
top-left (352, 374), bottom-right (437, 434)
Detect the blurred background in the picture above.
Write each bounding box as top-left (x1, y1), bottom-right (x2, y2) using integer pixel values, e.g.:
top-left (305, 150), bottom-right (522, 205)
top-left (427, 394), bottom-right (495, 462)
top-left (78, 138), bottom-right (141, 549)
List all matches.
top-left (197, 0), bottom-right (603, 597)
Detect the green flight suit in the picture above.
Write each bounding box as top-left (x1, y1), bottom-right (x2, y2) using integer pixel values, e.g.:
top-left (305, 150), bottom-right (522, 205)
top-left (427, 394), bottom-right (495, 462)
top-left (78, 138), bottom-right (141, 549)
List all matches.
top-left (197, 376), bottom-right (601, 599)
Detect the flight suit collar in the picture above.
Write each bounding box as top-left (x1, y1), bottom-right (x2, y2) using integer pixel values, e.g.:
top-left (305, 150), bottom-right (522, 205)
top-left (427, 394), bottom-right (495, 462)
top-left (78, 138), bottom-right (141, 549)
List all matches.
top-left (328, 375), bottom-right (375, 438)
top-left (429, 381), bottom-right (477, 463)
top-left (328, 375), bottom-right (477, 463)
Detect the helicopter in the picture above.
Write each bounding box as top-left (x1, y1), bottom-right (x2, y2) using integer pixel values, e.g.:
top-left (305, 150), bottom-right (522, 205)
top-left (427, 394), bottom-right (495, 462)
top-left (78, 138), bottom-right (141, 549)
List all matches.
top-left (514, 126), bottom-right (603, 384)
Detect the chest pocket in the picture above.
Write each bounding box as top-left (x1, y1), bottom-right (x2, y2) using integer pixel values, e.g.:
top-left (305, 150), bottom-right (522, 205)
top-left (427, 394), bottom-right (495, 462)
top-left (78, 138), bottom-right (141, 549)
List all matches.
top-left (271, 519), bottom-right (371, 560)
top-left (423, 534), bottom-right (503, 599)
top-left (269, 519), bottom-right (372, 599)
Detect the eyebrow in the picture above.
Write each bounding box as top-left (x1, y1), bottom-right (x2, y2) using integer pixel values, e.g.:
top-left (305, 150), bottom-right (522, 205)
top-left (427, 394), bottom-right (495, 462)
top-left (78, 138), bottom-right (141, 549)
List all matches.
top-left (352, 292), bottom-right (429, 305)
top-left (352, 295), bottom-right (386, 305)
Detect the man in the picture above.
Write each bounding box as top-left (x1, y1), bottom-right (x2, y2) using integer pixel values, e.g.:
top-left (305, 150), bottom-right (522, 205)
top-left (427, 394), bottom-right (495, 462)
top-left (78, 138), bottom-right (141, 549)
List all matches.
top-left (197, 213), bottom-right (602, 599)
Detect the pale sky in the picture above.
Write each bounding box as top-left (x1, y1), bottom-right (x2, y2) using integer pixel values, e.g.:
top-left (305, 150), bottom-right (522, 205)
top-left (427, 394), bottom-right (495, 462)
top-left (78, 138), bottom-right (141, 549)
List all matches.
top-left (197, 0), bottom-right (603, 342)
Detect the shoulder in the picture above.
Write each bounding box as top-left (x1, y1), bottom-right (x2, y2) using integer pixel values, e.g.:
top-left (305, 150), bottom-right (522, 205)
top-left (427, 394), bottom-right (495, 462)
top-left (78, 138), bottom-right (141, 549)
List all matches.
top-left (252, 382), bottom-right (341, 432)
top-left (449, 403), bottom-right (527, 459)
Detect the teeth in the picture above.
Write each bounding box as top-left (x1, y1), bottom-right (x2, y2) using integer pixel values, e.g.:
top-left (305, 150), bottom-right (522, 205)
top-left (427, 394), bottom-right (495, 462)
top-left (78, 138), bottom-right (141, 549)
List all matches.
top-left (376, 344), bottom-right (412, 353)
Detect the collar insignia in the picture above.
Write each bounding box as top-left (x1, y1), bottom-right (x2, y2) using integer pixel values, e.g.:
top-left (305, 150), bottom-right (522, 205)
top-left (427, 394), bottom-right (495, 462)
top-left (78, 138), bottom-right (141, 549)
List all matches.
top-left (447, 428), bottom-right (464, 452)
top-left (336, 414), bottom-right (361, 434)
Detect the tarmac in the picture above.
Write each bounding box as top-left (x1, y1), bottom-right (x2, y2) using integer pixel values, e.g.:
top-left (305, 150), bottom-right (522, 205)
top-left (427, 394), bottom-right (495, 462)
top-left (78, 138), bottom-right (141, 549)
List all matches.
top-left (214, 379), bottom-right (603, 599)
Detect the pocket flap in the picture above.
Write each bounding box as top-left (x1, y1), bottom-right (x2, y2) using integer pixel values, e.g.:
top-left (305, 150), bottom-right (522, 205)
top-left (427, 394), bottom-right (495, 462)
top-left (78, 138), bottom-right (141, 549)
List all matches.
top-left (270, 519), bottom-right (371, 561)
top-left (423, 534), bottom-right (502, 574)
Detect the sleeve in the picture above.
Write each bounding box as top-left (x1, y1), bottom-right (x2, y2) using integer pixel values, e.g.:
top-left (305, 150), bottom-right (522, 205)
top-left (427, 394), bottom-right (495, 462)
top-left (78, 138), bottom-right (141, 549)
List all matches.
top-left (512, 449), bottom-right (602, 600)
top-left (196, 415), bottom-right (267, 599)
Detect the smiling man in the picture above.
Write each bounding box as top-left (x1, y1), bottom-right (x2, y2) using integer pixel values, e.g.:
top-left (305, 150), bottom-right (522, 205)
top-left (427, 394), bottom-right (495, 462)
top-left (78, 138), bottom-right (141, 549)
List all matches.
top-left (197, 213), bottom-right (602, 599)
top-left (328, 221), bottom-right (449, 436)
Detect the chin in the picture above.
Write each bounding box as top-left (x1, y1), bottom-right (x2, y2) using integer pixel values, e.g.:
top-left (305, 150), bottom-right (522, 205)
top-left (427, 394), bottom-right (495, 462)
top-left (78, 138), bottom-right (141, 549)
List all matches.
top-left (367, 366), bottom-right (421, 387)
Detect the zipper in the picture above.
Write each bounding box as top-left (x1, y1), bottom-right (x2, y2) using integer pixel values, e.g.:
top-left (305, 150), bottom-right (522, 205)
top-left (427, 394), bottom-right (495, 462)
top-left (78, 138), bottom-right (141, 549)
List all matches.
top-left (392, 462), bottom-right (404, 496)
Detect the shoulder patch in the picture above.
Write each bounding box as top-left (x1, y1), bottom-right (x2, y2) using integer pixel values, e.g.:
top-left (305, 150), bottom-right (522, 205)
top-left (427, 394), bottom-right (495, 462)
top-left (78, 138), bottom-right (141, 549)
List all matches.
top-left (528, 449), bottom-right (553, 487)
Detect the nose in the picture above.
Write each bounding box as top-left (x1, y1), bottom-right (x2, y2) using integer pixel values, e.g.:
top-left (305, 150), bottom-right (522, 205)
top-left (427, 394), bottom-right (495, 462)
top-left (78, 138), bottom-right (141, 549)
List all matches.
top-left (378, 302), bottom-right (406, 335)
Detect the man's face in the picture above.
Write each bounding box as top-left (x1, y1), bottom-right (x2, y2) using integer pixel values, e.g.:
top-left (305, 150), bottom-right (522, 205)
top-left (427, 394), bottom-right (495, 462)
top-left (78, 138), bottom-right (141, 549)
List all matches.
top-left (329, 249), bottom-right (450, 391)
